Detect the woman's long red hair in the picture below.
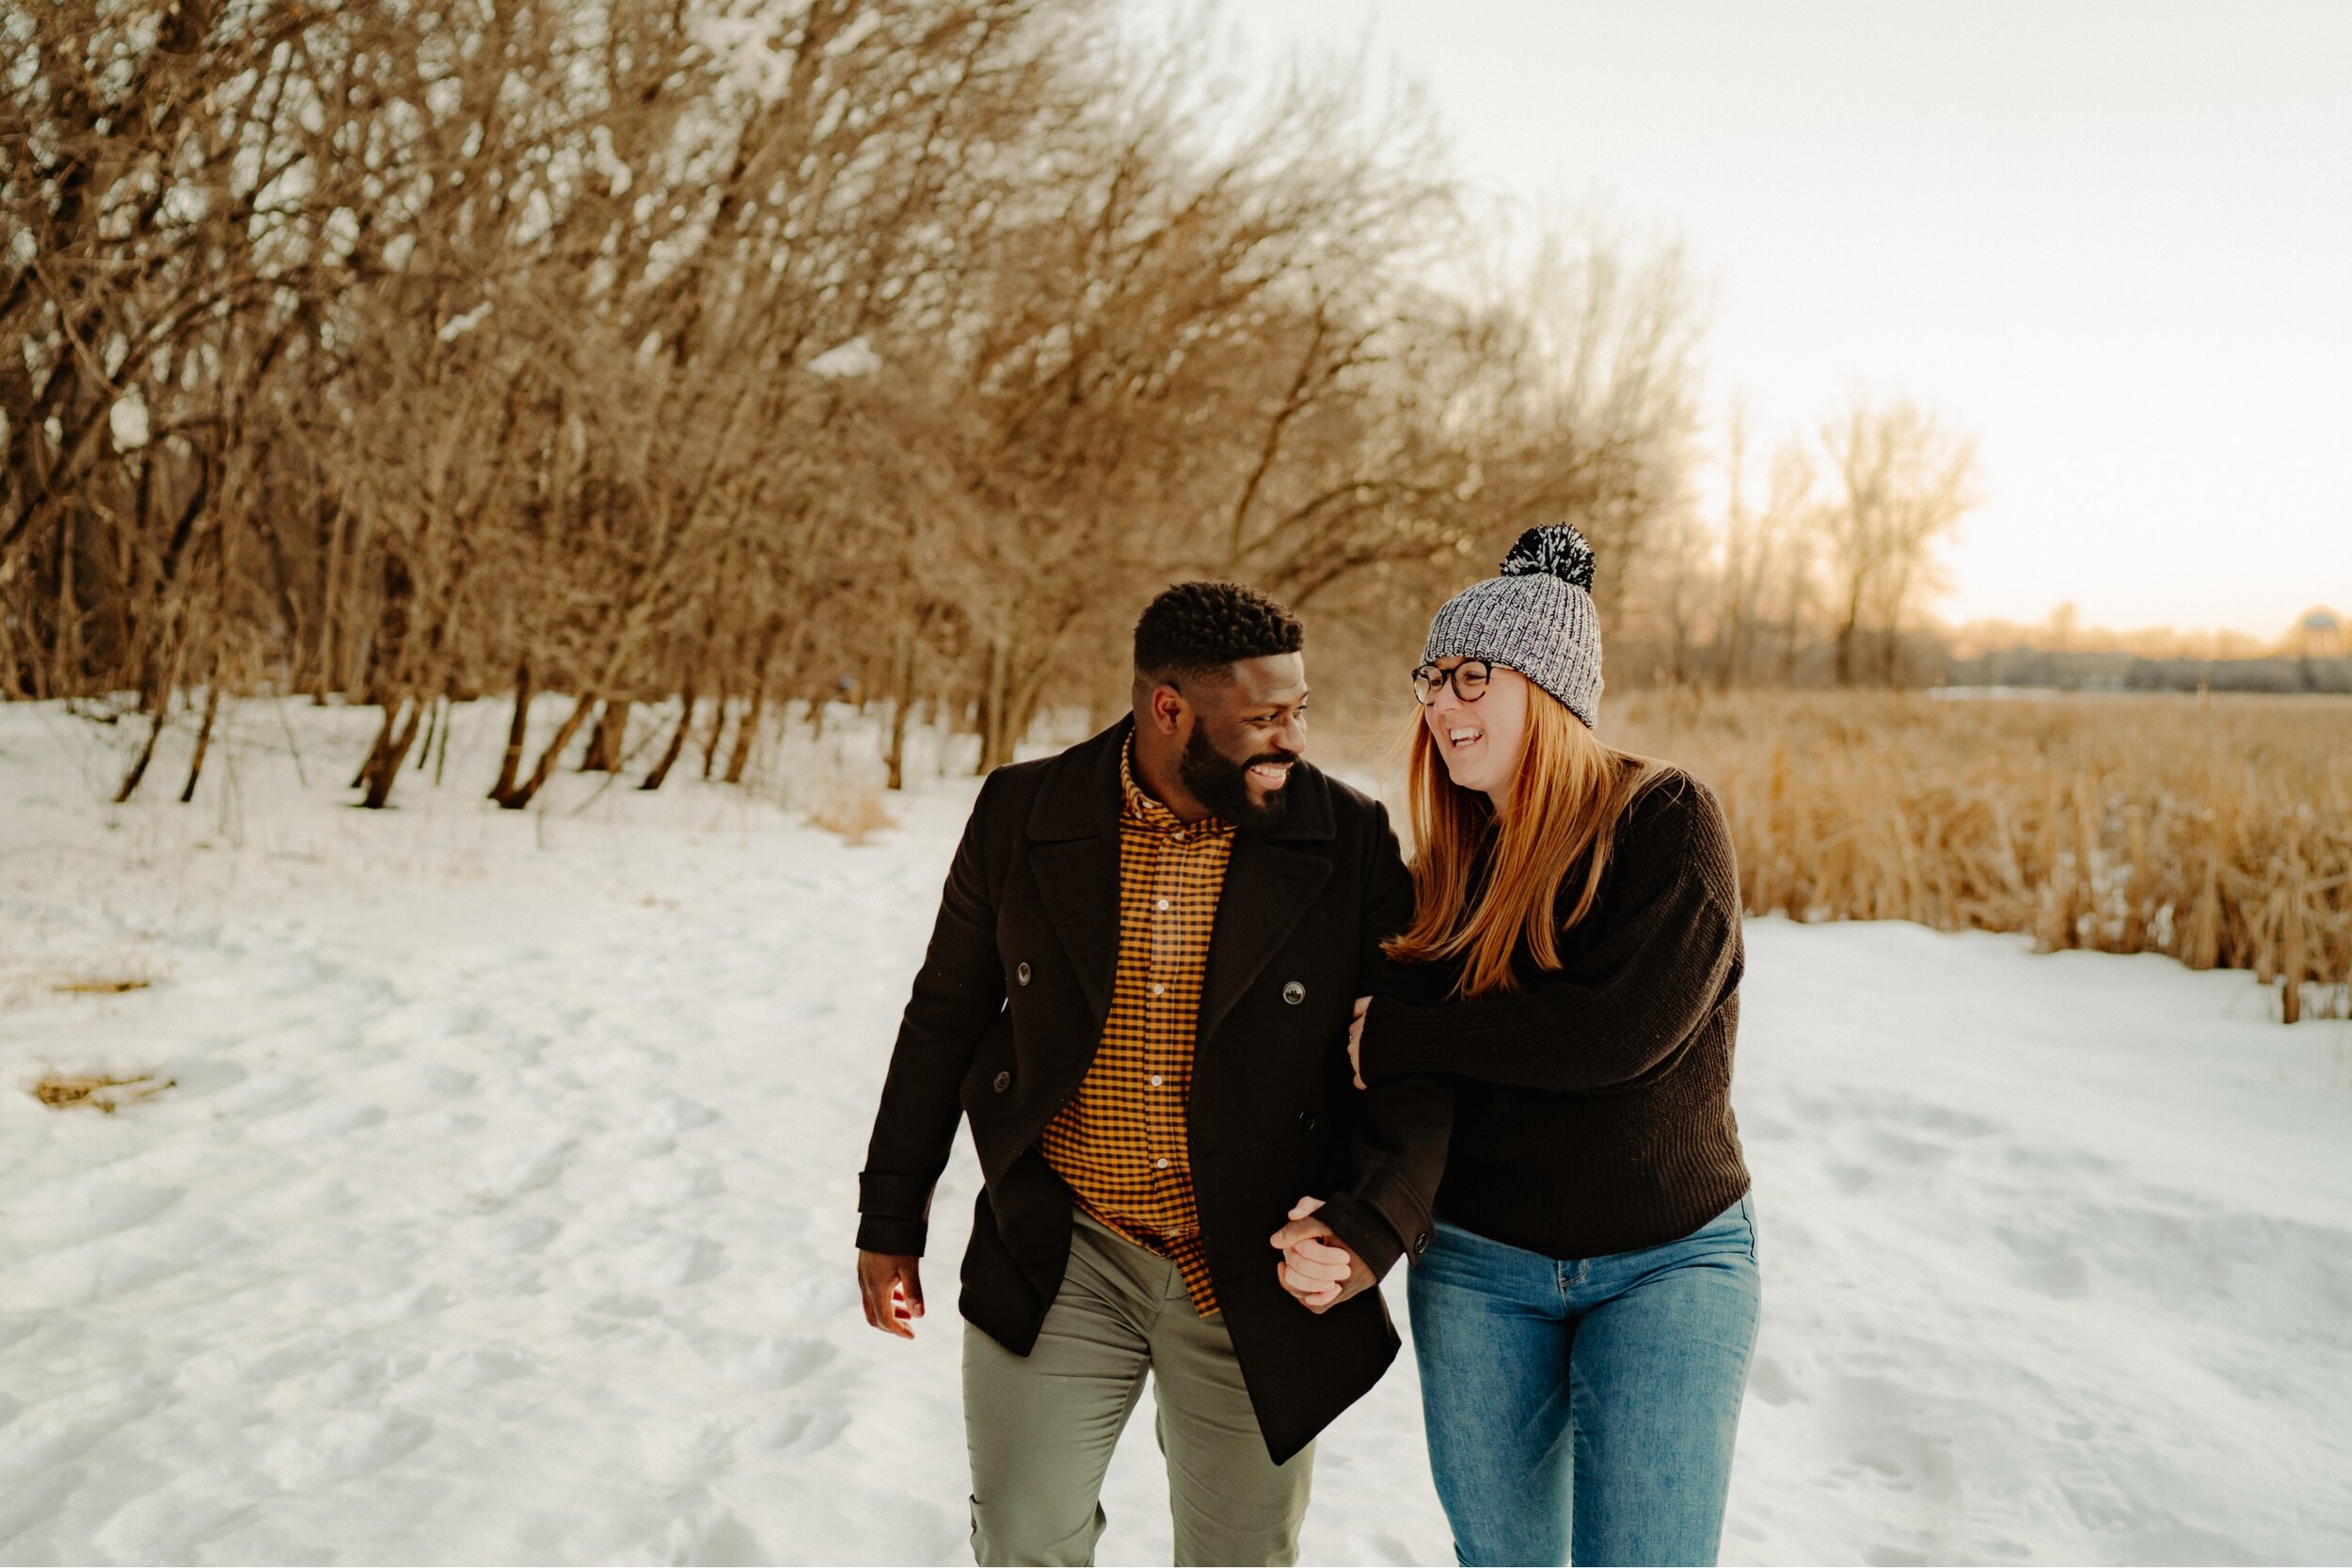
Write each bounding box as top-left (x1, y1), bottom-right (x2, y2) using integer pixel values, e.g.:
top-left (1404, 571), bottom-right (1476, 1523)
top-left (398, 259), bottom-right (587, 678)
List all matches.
top-left (1381, 685), bottom-right (1651, 997)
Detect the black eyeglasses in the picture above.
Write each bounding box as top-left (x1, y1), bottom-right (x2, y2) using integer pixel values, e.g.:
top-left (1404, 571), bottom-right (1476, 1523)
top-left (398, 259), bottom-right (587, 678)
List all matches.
top-left (1411, 658), bottom-right (1492, 705)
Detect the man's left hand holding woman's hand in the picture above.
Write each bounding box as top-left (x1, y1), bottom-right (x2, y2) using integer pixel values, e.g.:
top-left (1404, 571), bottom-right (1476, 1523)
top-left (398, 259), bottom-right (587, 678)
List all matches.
top-left (1272, 994), bottom-right (1380, 1313)
top-left (1271, 1196), bottom-right (1375, 1313)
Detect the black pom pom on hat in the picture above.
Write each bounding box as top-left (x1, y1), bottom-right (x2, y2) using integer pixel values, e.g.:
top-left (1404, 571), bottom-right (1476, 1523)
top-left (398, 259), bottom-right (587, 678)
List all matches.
top-left (1500, 523), bottom-right (1597, 591)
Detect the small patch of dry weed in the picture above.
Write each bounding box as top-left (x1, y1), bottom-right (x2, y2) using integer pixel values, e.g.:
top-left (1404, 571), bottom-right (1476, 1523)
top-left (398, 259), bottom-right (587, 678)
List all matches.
top-left (31, 1070), bottom-right (176, 1113)
top-left (810, 790), bottom-right (898, 845)
top-left (51, 974), bottom-right (152, 995)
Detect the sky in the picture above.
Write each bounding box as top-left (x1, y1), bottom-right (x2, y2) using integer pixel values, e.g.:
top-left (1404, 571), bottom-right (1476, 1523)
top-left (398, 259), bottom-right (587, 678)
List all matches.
top-left (1195, 0), bottom-right (2352, 641)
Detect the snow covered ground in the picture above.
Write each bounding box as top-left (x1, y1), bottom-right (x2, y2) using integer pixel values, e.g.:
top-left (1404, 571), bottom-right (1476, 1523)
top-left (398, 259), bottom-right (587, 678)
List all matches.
top-left (3, 698), bottom-right (2349, 1566)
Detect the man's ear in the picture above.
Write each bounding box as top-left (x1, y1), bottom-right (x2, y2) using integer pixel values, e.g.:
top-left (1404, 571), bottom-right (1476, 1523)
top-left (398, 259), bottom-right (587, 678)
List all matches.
top-left (1146, 680), bottom-right (1187, 737)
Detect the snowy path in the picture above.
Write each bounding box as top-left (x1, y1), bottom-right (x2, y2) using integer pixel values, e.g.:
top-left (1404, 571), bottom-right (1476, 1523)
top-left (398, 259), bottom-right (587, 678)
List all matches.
top-left (2, 701), bottom-right (2348, 1564)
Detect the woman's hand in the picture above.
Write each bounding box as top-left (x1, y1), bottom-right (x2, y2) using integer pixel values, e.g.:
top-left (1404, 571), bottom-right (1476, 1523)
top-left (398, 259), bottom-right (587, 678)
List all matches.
top-left (1346, 995), bottom-right (1371, 1089)
top-left (1269, 1196), bottom-right (1375, 1314)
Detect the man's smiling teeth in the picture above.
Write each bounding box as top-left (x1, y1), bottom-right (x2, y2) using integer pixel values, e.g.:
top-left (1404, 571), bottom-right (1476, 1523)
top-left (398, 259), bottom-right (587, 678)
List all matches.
top-left (1248, 762), bottom-right (1291, 786)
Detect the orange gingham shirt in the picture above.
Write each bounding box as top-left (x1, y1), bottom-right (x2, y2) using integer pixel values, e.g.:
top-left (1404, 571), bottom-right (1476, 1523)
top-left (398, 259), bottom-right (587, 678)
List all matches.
top-left (1036, 733), bottom-right (1235, 1316)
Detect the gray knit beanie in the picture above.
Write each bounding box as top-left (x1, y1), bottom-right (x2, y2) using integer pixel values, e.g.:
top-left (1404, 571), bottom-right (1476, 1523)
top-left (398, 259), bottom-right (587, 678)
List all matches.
top-left (1422, 524), bottom-right (1604, 728)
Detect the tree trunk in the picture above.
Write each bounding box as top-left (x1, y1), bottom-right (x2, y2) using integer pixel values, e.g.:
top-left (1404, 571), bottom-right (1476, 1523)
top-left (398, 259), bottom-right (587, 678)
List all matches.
top-left (315, 504), bottom-right (347, 700)
top-left (1834, 588), bottom-right (1864, 687)
top-left (643, 685), bottom-right (696, 791)
top-left (580, 697), bottom-right (631, 771)
top-left (724, 684), bottom-right (766, 785)
top-left (179, 684), bottom-right (222, 802)
top-left (116, 701), bottom-right (167, 803)
top-left (491, 660), bottom-right (532, 802)
top-left (701, 683), bottom-right (729, 780)
top-left (414, 694), bottom-right (440, 769)
top-left (55, 510), bottom-right (80, 697)
top-left (975, 636), bottom-right (1014, 775)
top-left (433, 690), bottom-right (454, 786)
top-left (724, 623), bottom-right (780, 785)
top-left (351, 692), bottom-right (394, 788)
top-left (496, 690), bottom-right (597, 810)
top-left (884, 636), bottom-right (917, 792)
top-left (358, 695), bottom-right (424, 809)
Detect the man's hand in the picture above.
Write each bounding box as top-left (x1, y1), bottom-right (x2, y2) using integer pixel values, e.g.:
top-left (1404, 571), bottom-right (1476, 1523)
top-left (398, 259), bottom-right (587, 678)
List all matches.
top-left (1346, 995), bottom-right (1371, 1089)
top-left (857, 1250), bottom-right (925, 1338)
top-left (1269, 1196), bottom-right (1376, 1315)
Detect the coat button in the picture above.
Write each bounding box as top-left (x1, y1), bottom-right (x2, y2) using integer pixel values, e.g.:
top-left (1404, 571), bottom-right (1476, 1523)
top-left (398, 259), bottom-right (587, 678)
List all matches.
top-left (1015, 962), bottom-right (1031, 986)
top-left (1413, 1230), bottom-right (1432, 1255)
top-left (1281, 980), bottom-right (1305, 1006)
top-left (1296, 1110), bottom-right (1318, 1133)
top-left (993, 1070), bottom-right (1012, 1093)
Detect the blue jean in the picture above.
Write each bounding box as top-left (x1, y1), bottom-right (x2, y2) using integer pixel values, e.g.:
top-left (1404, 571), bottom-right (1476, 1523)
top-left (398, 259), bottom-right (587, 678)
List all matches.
top-left (1406, 1194), bottom-right (1761, 1566)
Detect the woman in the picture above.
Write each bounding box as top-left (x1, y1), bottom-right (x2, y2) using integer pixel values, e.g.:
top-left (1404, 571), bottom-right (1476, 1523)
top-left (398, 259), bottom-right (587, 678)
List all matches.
top-left (1279, 524), bottom-right (1757, 1567)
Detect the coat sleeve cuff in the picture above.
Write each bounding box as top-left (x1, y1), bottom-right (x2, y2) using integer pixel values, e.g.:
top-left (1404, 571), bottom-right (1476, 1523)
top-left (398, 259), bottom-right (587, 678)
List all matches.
top-left (1313, 1193), bottom-right (1405, 1282)
top-left (855, 1213), bottom-right (928, 1257)
top-left (859, 1169), bottom-right (935, 1217)
top-left (857, 1169), bottom-right (934, 1257)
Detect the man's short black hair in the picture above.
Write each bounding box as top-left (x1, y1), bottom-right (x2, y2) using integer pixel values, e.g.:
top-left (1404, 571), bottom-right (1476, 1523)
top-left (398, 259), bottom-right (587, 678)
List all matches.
top-left (1134, 580), bottom-right (1303, 684)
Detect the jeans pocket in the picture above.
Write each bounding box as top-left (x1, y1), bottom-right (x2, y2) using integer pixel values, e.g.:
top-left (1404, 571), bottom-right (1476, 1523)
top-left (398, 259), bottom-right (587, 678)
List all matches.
top-left (1740, 1191), bottom-right (1758, 1262)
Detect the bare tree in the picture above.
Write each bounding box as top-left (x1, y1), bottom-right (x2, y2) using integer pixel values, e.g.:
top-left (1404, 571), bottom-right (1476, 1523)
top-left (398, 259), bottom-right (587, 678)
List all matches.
top-left (1818, 394), bottom-right (1983, 686)
top-left (1712, 403), bottom-right (1819, 689)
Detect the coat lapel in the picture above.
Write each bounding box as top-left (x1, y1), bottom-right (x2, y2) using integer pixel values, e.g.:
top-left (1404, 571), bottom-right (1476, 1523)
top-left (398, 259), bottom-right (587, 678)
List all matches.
top-left (1196, 764), bottom-right (1337, 1046)
top-left (1197, 839), bottom-right (1330, 1046)
top-left (1024, 721), bottom-right (1343, 1047)
top-left (1030, 840), bottom-right (1118, 1022)
top-left (1025, 718), bottom-right (1128, 1024)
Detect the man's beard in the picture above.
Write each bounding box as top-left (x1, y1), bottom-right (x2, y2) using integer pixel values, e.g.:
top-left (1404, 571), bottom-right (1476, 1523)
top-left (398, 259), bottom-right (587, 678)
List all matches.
top-left (1180, 721), bottom-right (1295, 831)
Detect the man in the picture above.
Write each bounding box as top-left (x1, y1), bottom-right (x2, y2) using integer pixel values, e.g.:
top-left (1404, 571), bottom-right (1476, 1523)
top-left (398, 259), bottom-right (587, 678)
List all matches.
top-left (854, 581), bottom-right (1451, 1566)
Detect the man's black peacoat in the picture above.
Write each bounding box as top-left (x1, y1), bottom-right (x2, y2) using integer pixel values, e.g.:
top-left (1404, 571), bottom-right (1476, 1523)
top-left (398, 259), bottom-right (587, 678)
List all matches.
top-left (856, 715), bottom-right (1451, 1464)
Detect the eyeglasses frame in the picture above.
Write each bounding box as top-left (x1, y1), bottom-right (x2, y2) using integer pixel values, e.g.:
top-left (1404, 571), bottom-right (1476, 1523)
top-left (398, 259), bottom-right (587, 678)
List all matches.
top-left (1411, 657), bottom-right (1495, 705)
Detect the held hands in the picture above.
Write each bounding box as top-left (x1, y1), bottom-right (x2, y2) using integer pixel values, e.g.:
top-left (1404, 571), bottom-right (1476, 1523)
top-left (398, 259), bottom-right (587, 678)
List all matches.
top-left (1273, 996), bottom-right (1377, 1313)
top-left (1269, 1196), bottom-right (1376, 1314)
top-left (856, 1250), bottom-right (925, 1339)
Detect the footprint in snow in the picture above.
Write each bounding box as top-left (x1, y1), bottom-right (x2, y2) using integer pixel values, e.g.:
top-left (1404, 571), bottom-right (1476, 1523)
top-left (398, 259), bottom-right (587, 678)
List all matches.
top-left (741, 1334), bottom-right (834, 1387)
top-left (754, 1408), bottom-right (848, 1456)
top-left (645, 1234), bottom-right (727, 1289)
top-left (421, 1065), bottom-right (479, 1097)
top-left (2000, 1142), bottom-right (2119, 1176)
top-left (1748, 1354), bottom-right (1806, 1407)
top-left (634, 1414), bottom-right (744, 1487)
top-left (652, 1096), bottom-right (719, 1134)
top-left (257, 1409), bottom-right (433, 1490)
top-left (1888, 1101), bottom-right (2001, 1139)
top-left (1991, 1223), bottom-right (2090, 1298)
top-left (465, 1140), bottom-right (576, 1211)
top-left (660, 1507), bottom-right (769, 1567)
top-left (0, 1462), bottom-right (86, 1544)
top-left (9, 1181), bottom-right (186, 1254)
top-left (424, 1345), bottom-right (535, 1390)
top-left (1862, 1127), bottom-right (1956, 1168)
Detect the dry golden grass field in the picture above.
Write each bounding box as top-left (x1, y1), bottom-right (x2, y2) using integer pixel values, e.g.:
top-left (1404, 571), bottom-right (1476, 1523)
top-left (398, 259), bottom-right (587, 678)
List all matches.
top-left (1597, 689), bottom-right (2352, 1022)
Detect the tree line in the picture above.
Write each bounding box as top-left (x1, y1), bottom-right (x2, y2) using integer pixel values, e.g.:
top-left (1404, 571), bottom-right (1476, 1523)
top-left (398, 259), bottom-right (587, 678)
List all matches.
top-left (3, 0), bottom-right (1979, 807)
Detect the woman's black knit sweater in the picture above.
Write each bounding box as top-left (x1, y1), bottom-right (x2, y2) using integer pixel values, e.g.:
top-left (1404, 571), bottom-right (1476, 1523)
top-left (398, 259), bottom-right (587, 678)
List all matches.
top-left (1358, 764), bottom-right (1752, 1260)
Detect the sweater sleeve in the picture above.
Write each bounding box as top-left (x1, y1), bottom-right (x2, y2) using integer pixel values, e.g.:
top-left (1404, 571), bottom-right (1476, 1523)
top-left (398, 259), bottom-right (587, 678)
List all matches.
top-left (1354, 774), bottom-right (1741, 1095)
top-left (1312, 798), bottom-right (1454, 1280)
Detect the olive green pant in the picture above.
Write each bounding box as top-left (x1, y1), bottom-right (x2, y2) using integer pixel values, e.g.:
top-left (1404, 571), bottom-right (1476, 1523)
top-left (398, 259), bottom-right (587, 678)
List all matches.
top-left (962, 1208), bottom-right (1314, 1566)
